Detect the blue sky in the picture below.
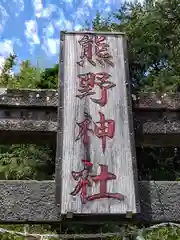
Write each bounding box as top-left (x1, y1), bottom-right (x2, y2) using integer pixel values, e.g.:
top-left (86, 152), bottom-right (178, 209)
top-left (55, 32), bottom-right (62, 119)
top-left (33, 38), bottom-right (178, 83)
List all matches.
top-left (0, 0), bottom-right (140, 71)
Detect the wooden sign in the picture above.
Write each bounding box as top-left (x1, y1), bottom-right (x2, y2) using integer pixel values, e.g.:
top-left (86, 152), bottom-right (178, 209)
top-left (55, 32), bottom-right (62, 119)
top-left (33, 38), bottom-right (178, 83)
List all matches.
top-left (56, 31), bottom-right (139, 215)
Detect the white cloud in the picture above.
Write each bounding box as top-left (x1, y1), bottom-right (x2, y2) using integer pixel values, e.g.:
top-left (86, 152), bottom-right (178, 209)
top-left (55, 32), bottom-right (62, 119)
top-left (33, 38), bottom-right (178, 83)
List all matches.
top-left (0, 40), bottom-right (13, 57)
top-left (0, 0), bottom-right (24, 19)
top-left (122, 0), bottom-right (145, 3)
top-left (41, 4), bottom-right (57, 18)
top-left (43, 22), bottom-right (55, 38)
top-left (63, 0), bottom-right (73, 5)
top-left (55, 9), bottom-right (73, 30)
top-left (32, 0), bottom-right (43, 18)
top-left (74, 24), bottom-right (83, 31)
top-left (42, 38), bottom-right (59, 56)
top-left (32, 0), bottom-right (57, 19)
top-left (0, 40), bottom-right (14, 73)
top-left (104, 5), bottom-right (111, 13)
top-left (13, 0), bottom-right (24, 16)
top-left (0, 5), bottom-right (9, 33)
top-left (25, 20), bottom-right (40, 45)
top-left (75, 7), bottom-right (90, 19)
top-left (55, 19), bottom-right (73, 30)
top-left (16, 0), bottom-right (24, 11)
top-left (12, 38), bottom-right (22, 47)
top-left (71, 7), bottom-right (90, 30)
top-left (24, 20), bottom-right (40, 54)
top-left (84, 0), bottom-right (94, 8)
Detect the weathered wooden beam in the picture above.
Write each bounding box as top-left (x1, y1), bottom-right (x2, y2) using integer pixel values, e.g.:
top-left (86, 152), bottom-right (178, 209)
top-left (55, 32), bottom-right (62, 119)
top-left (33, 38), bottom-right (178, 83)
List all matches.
top-left (0, 88), bottom-right (58, 107)
top-left (0, 88), bottom-right (57, 144)
top-left (133, 92), bottom-right (180, 110)
top-left (1, 89), bottom-right (180, 109)
top-left (0, 181), bottom-right (179, 223)
top-left (0, 120), bottom-right (57, 144)
top-left (1, 89), bottom-right (180, 146)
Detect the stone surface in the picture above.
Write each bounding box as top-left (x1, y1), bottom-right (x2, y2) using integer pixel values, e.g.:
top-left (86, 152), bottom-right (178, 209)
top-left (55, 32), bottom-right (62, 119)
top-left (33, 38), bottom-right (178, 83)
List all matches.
top-left (0, 181), bottom-right (59, 222)
top-left (0, 181), bottom-right (179, 223)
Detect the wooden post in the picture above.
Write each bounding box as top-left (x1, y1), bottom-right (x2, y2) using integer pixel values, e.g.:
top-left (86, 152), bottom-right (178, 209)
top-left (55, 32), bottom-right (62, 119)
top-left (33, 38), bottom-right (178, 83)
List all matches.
top-left (56, 31), bottom-right (140, 217)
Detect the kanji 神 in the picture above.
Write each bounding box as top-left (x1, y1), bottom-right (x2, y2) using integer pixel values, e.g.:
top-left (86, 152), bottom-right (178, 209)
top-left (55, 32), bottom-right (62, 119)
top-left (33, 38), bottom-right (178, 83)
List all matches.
top-left (94, 112), bottom-right (115, 153)
top-left (71, 162), bottom-right (124, 204)
top-left (76, 112), bottom-right (115, 152)
top-left (75, 112), bottom-right (93, 145)
top-left (77, 34), bottom-right (114, 67)
top-left (76, 72), bottom-right (116, 107)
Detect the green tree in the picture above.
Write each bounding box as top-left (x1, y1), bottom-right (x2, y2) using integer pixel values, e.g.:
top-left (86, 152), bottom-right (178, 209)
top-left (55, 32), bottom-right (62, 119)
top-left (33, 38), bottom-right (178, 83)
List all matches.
top-left (37, 64), bottom-right (58, 89)
top-left (92, 0), bottom-right (180, 93)
top-left (0, 53), bottom-right (17, 87)
top-left (0, 144), bottom-right (54, 180)
top-left (0, 55), bottom-right (55, 182)
top-left (15, 59), bottom-right (41, 88)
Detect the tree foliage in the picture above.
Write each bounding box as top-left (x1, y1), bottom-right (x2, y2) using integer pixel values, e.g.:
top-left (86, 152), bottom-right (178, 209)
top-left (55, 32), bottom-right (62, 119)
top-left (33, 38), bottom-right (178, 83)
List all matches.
top-left (0, 144), bottom-right (54, 180)
top-left (0, 53), bottom-right (17, 87)
top-left (0, 56), bottom-right (58, 181)
top-left (36, 63), bottom-right (58, 89)
top-left (0, 55), bottom-right (58, 182)
top-left (92, 0), bottom-right (180, 93)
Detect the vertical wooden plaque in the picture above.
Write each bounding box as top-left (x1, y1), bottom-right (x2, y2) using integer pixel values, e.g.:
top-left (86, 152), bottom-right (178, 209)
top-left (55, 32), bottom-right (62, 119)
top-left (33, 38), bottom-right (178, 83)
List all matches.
top-left (56, 31), bottom-right (139, 215)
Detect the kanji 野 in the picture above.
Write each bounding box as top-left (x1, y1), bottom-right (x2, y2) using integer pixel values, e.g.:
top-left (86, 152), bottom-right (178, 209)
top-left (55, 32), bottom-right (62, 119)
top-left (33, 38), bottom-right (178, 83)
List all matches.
top-left (71, 162), bottom-right (124, 204)
top-left (76, 72), bottom-right (116, 107)
top-left (75, 112), bottom-right (93, 145)
top-left (94, 112), bottom-right (115, 153)
top-left (77, 34), bottom-right (114, 67)
top-left (75, 72), bottom-right (96, 99)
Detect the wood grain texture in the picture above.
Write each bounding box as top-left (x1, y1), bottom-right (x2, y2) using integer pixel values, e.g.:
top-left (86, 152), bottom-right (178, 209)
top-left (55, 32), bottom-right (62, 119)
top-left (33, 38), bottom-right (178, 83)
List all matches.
top-left (0, 181), bottom-right (179, 223)
top-left (56, 33), bottom-right (65, 207)
top-left (58, 32), bottom-right (139, 215)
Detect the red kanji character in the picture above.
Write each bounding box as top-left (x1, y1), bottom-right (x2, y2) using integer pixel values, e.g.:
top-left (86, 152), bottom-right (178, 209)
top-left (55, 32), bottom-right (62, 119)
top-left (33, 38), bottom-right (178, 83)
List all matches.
top-left (71, 160), bottom-right (93, 204)
top-left (75, 112), bottom-right (93, 145)
top-left (95, 36), bottom-right (114, 67)
top-left (76, 72), bottom-right (116, 106)
top-left (91, 72), bottom-right (116, 107)
top-left (94, 112), bottom-right (115, 153)
top-left (71, 163), bottom-right (124, 204)
top-left (76, 73), bottom-right (96, 99)
top-left (77, 35), bottom-right (96, 67)
top-left (87, 164), bottom-right (124, 201)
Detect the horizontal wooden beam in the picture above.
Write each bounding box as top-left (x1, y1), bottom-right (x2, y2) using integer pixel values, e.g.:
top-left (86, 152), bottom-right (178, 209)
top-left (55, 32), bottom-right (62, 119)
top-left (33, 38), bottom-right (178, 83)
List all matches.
top-left (133, 92), bottom-right (180, 110)
top-left (0, 181), bottom-right (179, 223)
top-left (0, 88), bottom-right (180, 110)
top-left (1, 89), bottom-right (180, 110)
top-left (0, 120), bottom-right (57, 144)
top-left (0, 89), bottom-right (180, 146)
top-left (0, 118), bottom-right (180, 146)
top-left (0, 88), bottom-right (58, 107)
